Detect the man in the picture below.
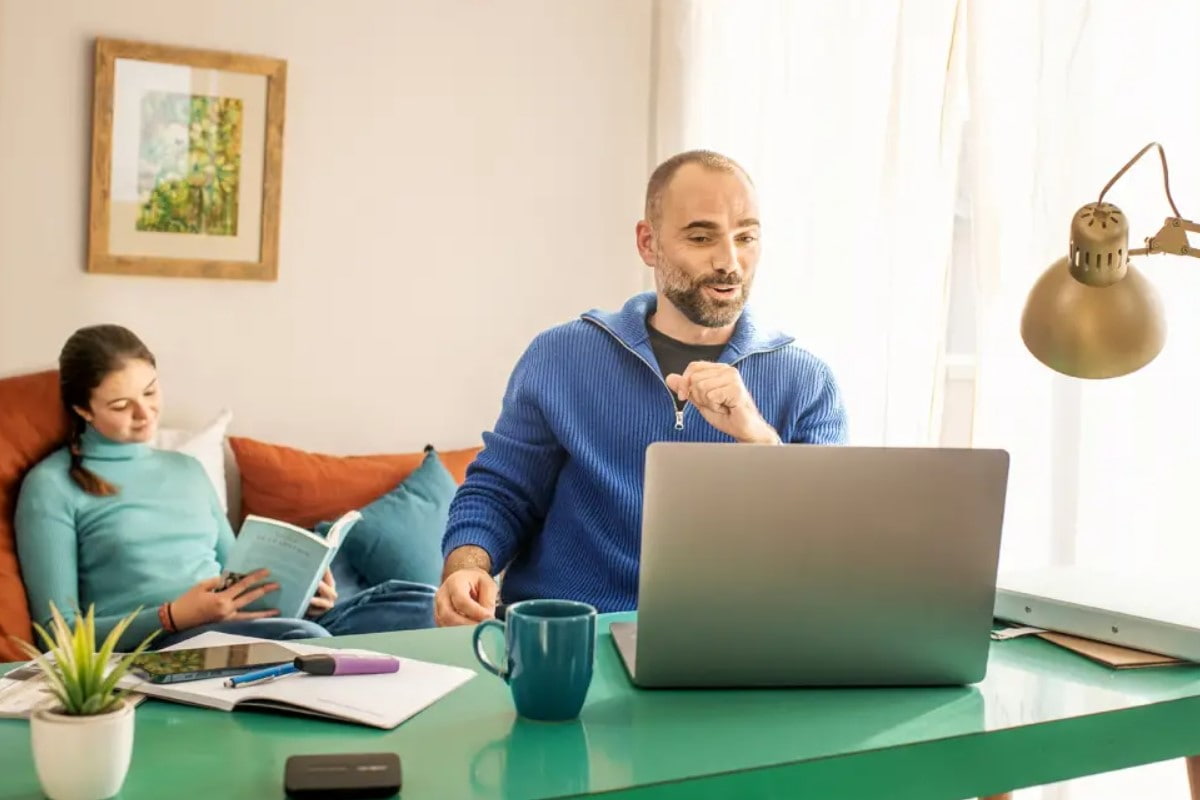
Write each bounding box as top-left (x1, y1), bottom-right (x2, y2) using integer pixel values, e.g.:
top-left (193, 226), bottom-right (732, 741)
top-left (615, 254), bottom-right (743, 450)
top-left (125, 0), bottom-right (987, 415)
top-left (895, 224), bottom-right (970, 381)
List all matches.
top-left (435, 150), bottom-right (848, 626)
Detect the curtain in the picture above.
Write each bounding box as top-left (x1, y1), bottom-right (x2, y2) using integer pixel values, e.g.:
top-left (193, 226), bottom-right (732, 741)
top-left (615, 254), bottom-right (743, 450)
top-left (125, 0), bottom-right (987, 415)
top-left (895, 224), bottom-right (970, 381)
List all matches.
top-left (658, 1), bottom-right (1200, 795)
top-left (967, 1), bottom-right (1200, 797)
top-left (651, 0), bottom-right (966, 446)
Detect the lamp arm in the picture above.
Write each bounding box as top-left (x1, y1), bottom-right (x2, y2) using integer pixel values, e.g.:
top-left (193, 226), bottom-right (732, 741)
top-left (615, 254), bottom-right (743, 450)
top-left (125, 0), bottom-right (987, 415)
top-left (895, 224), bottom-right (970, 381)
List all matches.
top-left (1128, 217), bottom-right (1200, 259)
top-left (1098, 141), bottom-right (1183, 219)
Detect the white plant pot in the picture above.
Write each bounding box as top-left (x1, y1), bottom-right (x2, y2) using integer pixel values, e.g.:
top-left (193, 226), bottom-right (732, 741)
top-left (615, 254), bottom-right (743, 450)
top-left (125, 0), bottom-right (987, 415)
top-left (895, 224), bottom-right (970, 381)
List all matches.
top-left (29, 698), bottom-right (135, 800)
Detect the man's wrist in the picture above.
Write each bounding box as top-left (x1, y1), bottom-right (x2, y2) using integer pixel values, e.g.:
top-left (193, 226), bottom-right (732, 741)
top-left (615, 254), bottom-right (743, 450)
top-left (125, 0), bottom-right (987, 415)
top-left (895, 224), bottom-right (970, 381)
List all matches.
top-left (442, 545), bottom-right (494, 581)
top-left (738, 421), bottom-right (782, 445)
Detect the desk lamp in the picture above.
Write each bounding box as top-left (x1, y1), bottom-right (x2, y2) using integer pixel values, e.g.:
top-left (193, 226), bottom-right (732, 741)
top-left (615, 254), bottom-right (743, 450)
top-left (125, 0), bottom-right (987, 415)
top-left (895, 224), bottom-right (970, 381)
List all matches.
top-left (995, 142), bottom-right (1200, 660)
top-left (1021, 142), bottom-right (1198, 378)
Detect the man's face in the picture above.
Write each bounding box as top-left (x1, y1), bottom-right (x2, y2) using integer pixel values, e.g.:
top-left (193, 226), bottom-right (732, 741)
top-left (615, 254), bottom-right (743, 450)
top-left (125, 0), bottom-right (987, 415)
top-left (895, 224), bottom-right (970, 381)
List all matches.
top-left (643, 164), bottom-right (761, 328)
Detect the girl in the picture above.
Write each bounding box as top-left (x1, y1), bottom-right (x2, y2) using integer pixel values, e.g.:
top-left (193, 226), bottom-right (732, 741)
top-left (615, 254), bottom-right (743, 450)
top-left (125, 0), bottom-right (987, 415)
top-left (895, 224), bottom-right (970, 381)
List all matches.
top-left (15, 324), bottom-right (436, 651)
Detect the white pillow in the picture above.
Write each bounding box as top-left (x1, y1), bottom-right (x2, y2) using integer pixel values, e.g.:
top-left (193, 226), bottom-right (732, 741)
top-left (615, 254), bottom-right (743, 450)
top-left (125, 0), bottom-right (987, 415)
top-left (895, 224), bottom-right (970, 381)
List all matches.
top-left (153, 409), bottom-right (234, 513)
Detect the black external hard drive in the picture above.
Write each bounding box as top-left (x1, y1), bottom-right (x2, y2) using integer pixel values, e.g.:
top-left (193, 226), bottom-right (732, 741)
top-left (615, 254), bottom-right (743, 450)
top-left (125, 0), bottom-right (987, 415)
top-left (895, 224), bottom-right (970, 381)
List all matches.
top-left (284, 752), bottom-right (402, 799)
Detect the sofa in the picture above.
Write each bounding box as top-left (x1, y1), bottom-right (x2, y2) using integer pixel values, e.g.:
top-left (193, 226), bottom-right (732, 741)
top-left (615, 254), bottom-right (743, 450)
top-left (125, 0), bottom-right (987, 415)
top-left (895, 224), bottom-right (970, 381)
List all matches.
top-left (0, 369), bottom-right (481, 662)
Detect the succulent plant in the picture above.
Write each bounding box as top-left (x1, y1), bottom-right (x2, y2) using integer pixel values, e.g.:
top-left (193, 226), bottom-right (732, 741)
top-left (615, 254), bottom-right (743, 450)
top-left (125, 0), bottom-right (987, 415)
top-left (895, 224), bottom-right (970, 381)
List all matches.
top-left (11, 603), bottom-right (158, 716)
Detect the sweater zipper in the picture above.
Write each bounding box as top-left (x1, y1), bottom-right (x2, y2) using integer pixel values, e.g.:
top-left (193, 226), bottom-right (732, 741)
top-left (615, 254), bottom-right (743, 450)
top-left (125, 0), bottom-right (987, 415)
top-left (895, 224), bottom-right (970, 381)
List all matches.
top-left (586, 319), bottom-right (685, 429)
top-left (584, 318), bottom-right (790, 432)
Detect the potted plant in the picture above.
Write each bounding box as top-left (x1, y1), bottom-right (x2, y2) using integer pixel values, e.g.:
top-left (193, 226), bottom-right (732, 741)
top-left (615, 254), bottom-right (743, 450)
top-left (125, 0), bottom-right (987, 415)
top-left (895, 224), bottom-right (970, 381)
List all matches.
top-left (11, 603), bottom-right (157, 800)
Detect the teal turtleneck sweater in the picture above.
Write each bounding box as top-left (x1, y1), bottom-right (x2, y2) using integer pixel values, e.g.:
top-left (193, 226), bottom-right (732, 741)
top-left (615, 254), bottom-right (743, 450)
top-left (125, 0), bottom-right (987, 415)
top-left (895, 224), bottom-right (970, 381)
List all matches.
top-left (14, 427), bottom-right (234, 650)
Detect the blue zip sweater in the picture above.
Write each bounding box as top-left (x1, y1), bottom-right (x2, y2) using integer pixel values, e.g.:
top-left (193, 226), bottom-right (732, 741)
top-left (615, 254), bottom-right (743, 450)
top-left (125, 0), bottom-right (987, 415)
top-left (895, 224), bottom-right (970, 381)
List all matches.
top-left (442, 292), bottom-right (848, 611)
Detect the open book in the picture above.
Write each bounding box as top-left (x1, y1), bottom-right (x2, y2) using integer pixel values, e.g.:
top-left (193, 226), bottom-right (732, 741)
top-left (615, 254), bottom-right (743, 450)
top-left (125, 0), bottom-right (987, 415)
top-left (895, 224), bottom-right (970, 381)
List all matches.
top-left (116, 632), bottom-right (476, 729)
top-left (222, 510), bottom-right (361, 619)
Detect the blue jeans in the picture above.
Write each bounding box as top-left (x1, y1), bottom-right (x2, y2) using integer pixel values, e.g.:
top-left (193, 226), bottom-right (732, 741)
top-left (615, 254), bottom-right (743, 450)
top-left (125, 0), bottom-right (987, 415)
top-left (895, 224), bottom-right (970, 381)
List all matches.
top-left (151, 579), bottom-right (437, 650)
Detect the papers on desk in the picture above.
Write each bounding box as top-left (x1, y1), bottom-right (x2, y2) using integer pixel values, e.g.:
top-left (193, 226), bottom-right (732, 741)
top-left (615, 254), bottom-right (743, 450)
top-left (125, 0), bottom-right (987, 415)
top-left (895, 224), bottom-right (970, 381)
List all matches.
top-left (993, 624), bottom-right (1188, 669)
top-left (116, 632), bottom-right (476, 729)
top-left (0, 660), bottom-right (147, 719)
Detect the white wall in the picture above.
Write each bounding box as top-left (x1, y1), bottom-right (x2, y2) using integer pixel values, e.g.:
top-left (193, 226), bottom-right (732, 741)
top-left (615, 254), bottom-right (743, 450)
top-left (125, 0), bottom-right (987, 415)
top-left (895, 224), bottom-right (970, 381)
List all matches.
top-left (0, 0), bottom-right (652, 453)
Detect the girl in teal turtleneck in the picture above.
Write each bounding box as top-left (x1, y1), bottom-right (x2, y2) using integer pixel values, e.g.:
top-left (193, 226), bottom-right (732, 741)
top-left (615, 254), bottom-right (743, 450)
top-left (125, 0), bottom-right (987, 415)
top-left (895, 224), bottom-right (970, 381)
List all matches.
top-left (15, 324), bottom-right (436, 651)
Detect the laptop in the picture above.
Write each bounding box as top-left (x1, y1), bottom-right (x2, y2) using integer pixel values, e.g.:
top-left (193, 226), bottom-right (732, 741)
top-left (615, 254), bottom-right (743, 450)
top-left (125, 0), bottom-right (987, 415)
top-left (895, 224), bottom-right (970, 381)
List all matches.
top-left (611, 442), bottom-right (1010, 688)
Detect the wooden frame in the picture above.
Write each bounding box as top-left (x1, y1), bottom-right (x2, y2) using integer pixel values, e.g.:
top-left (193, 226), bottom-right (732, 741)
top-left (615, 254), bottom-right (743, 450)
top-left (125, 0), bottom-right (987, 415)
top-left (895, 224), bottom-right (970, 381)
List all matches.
top-left (87, 37), bottom-right (287, 281)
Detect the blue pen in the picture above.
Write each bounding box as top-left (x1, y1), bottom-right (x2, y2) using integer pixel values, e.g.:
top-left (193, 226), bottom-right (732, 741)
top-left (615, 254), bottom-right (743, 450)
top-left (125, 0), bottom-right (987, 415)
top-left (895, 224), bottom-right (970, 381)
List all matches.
top-left (223, 654), bottom-right (400, 688)
top-left (223, 662), bottom-right (298, 688)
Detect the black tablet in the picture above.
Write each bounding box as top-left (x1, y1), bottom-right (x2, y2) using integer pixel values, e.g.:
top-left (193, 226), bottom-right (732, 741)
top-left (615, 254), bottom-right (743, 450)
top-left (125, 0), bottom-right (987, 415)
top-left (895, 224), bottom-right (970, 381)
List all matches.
top-left (129, 642), bottom-right (298, 684)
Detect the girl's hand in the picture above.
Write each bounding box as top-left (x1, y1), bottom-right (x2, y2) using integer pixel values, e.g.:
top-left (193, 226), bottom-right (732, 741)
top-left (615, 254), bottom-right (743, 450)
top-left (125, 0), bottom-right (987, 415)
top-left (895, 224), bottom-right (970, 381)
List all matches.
top-left (169, 569), bottom-right (280, 630)
top-left (305, 569), bottom-right (338, 619)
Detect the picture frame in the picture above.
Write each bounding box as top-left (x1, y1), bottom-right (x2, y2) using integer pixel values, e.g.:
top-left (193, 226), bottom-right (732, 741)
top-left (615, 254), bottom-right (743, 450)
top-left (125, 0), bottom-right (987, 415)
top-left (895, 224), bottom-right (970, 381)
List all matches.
top-left (86, 38), bottom-right (287, 281)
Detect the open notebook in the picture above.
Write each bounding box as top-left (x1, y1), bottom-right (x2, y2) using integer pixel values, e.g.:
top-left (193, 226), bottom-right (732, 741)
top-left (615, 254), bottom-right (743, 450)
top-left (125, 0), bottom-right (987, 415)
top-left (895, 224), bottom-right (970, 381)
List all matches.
top-left (116, 632), bottom-right (476, 729)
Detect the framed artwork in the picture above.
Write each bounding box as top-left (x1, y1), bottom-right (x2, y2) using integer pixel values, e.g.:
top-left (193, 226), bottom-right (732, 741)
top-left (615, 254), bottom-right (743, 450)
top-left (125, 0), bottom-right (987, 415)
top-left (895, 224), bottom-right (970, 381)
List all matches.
top-left (86, 38), bottom-right (287, 281)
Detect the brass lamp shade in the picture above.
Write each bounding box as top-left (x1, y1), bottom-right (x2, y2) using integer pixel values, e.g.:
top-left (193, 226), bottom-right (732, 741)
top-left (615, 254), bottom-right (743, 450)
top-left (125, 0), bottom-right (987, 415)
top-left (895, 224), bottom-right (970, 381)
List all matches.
top-left (1021, 255), bottom-right (1165, 379)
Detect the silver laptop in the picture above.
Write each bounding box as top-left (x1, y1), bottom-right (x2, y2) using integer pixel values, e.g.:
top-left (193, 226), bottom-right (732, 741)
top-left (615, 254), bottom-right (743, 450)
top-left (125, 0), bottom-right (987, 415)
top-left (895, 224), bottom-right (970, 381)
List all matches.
top-left (611, 443), bottom-right (1010, 688)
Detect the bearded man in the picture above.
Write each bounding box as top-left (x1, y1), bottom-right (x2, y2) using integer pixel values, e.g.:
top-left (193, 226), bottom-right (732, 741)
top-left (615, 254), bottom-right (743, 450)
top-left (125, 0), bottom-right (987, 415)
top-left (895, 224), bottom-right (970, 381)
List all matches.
top-left (434, 150), bottom-right (848, 626)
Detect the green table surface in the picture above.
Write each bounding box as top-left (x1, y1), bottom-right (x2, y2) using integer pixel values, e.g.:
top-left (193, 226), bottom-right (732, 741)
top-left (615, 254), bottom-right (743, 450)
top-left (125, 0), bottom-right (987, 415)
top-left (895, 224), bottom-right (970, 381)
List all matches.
top-left (5, 612), bottom-right (1200, 799)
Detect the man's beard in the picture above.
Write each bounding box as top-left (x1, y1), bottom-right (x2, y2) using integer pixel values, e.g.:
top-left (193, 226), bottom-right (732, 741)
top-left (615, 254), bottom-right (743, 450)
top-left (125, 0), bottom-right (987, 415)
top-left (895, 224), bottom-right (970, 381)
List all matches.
top-left (657, 251), bottom-right (751, 328)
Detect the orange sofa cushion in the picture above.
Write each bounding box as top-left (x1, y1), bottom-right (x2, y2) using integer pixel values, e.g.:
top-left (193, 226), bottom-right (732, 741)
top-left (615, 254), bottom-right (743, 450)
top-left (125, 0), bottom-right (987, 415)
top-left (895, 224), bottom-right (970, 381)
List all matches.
top-left (0, 370), bottom-right (68, 661)
top-left (228, 437), bottom-right (481, 530)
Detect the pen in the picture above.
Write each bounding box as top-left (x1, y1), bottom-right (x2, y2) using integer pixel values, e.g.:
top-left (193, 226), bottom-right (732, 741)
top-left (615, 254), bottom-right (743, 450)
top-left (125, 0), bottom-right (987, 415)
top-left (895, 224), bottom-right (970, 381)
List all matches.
top-left (224, 654), bottom-right (401, 688)
top-left (224, 663), bottom-right (298, 688)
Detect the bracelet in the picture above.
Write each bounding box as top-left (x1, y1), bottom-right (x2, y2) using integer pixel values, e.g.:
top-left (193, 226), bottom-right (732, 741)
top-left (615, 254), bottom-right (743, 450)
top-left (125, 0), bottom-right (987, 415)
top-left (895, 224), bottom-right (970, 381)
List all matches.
top-left (166, 602), bottom-right (178, 632)
top-left (157, 602), bottom-right (176, 633)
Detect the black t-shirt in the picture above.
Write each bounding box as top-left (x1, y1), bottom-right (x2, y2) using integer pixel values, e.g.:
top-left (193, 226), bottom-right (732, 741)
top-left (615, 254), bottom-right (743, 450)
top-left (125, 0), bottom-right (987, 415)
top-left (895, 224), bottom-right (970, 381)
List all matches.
top-left (646, 324), bottom-right (726, 409)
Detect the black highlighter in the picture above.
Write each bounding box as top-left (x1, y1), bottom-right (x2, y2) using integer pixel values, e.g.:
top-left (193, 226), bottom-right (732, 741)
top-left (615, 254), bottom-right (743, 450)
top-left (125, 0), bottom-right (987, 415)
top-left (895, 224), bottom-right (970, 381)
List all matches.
top-left (283, 753), bottom-right (401, 799)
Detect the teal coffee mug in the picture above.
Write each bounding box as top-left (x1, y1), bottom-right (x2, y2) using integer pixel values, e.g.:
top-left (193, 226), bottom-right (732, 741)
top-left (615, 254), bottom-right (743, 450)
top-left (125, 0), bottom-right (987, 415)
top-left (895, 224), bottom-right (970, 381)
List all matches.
top-left (473, 599), bottom-right (597, 721)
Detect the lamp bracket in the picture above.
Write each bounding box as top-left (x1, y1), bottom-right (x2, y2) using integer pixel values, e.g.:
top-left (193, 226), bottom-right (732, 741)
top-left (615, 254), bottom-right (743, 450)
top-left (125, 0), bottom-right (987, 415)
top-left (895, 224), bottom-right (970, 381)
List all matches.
top-left (1129, 217), bottom-right (1200, 259)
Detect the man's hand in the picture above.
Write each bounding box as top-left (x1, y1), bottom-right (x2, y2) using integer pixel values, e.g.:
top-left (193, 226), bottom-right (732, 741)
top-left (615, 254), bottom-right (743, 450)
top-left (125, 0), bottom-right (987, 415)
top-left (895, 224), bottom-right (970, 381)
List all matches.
top-left (666, 361), bottom-right (780, 444)
top-left (435, 567), bottom-right (499, 626)
top-left (306, 569), bottom-right (338, 619)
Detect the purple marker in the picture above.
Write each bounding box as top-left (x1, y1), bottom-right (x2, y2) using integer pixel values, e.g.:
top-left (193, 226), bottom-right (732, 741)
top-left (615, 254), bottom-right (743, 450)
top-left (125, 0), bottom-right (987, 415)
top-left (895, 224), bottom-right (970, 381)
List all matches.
top-left (294, 654), bottom-right (400, 676)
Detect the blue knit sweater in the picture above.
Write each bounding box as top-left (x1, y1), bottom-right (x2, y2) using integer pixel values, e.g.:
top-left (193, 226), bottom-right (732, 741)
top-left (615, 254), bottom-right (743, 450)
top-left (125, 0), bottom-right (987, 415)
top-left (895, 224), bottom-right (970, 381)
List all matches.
top-left (442, 292), bottom-right (848, 612)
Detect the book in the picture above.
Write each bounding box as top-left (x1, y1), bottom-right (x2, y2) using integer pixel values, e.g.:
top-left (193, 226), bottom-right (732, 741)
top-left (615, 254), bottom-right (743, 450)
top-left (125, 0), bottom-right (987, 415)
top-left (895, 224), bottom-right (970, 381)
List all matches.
top-left (222, 510), bottom-right (362, 619)
top-left (116, 632), bottom-right (476, 729)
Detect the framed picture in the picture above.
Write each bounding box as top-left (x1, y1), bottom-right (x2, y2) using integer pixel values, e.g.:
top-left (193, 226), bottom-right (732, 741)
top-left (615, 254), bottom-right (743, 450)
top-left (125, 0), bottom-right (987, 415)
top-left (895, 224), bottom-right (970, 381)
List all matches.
top-left (87, 38), bottom-right (287, 281)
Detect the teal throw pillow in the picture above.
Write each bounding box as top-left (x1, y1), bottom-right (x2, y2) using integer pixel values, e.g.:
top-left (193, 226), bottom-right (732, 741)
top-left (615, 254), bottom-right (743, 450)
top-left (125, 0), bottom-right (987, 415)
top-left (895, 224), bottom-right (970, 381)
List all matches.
top-left (322, 447), bottom-right (458, 596)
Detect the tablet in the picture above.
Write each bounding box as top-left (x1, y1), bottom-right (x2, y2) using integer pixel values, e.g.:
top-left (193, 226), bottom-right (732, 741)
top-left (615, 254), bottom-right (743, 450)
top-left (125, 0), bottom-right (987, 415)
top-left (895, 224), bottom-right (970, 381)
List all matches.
top-left (129, 642), bottom-right (299, 684)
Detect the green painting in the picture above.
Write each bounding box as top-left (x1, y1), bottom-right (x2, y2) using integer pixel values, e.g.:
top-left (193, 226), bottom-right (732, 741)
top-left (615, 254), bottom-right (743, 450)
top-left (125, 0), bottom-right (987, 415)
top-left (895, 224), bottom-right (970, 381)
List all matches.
top-left (136, 92), bottom-right (243, 236)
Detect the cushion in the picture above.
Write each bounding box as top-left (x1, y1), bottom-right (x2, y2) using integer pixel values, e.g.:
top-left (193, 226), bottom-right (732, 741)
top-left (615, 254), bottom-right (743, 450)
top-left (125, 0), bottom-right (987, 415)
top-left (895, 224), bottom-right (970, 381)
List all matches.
top-left (228, 436), bottom-right (480, 530)
top-left (153, 409), bottom-right (233, 513)
top-left (0, 370), bottom-right (68, 661)
top-left (324, 447), bottom-right (459, 596)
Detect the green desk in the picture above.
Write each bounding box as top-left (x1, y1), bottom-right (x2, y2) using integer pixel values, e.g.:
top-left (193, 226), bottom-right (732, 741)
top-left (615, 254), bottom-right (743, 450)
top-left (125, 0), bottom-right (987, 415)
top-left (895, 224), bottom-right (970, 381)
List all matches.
top-left (4, 613), bottom-right (1200, 799)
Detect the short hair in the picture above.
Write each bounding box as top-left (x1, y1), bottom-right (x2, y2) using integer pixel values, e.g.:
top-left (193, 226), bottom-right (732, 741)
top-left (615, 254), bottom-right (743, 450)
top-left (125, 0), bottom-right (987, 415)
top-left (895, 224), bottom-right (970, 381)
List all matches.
top-left (644, 150), bottom-right (752, 227)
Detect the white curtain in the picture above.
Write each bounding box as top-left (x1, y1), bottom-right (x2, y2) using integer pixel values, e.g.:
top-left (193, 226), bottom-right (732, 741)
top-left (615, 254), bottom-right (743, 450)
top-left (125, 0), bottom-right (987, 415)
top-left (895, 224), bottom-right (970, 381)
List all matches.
top-left (651, 0), bottom-right (967, 446)
top-left (967, 1), bottom-right (1200, 797)
top-left (660, 0), bottom-right (1200, 797)
top-left (968, 0), bottom-right (1200, 593)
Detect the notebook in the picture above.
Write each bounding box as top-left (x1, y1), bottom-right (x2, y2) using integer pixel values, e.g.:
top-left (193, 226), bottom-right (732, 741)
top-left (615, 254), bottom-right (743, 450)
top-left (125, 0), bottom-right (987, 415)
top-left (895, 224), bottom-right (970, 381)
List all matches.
top-left (116, 632), bottom-right (476, 729)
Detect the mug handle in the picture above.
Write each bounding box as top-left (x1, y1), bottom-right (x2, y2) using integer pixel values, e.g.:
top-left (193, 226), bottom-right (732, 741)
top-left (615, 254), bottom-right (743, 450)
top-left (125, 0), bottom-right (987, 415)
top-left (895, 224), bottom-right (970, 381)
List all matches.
top-left (467, 739), bottom-right (507, 794)
top-left (473, 619), bottom-right (509, 680)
